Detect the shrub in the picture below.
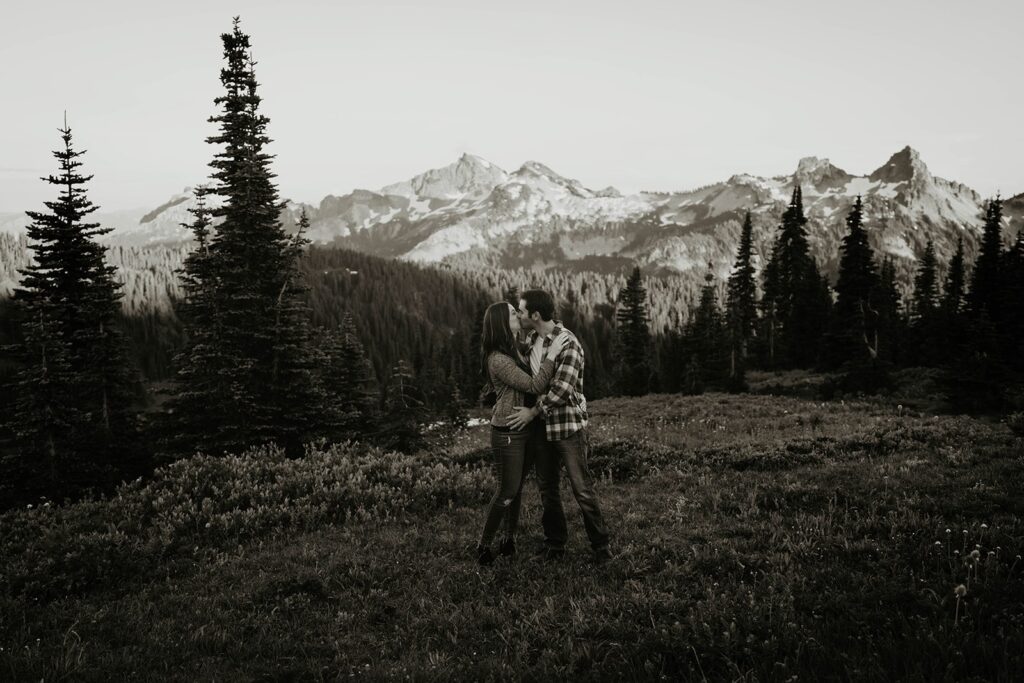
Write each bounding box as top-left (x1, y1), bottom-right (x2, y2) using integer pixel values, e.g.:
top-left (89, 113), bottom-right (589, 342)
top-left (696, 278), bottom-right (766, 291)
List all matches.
top-left (0, 441), bottom-right (494, 601)
top-left (1007, 413), bottom-right (1024, 438)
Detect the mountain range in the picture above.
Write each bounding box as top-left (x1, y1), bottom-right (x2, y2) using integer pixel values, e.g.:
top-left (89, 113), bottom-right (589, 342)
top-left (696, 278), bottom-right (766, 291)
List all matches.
top-left (3, 148), bottom-right (1021, 283)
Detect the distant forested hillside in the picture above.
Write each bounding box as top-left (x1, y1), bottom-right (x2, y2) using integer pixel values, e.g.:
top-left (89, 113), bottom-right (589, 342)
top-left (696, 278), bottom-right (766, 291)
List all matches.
top-left (1, 238), bottom-right (636, 400)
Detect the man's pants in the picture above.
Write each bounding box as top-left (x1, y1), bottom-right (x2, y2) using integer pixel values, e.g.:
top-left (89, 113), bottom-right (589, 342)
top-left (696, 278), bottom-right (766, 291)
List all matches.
top-left (519, 419), bottom-right (610, 550)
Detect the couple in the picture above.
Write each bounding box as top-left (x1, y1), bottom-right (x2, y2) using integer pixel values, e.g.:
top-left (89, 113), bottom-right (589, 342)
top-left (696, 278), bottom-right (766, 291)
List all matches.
top-left (476, 288), bottom-right (611, 565)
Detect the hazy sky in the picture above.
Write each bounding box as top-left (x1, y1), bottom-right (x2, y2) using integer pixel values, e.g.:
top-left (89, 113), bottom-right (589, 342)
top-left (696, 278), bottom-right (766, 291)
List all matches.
top-left (1, 0), bottom-right (1021, 212)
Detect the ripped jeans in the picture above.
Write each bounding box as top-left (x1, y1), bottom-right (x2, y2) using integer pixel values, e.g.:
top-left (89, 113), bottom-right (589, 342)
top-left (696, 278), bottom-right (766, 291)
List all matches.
top-left (479, 427), bottom-right (528, 547)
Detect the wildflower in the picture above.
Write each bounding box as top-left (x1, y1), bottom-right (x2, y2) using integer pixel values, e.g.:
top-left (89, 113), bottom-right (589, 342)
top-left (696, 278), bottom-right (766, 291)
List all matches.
top-left (934, 541), bottom-right (942, 546)
top-left (969, 550), bottom-right (980, 560)
top-left (946, 529), bottom-right (952, 534)
top-left (981, 523), bottom-right (988, 530)
top-left (955, 584), bottom-right (967, 598)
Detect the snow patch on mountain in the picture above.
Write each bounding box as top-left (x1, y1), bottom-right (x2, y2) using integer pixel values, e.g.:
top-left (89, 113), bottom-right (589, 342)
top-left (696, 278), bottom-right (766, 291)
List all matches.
top-left (882, 234), bottom-right (917, 260)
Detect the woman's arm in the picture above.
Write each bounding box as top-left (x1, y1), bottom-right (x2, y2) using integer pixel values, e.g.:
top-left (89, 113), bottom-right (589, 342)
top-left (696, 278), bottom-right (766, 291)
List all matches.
top-left (488, 353), bottom-right (555, 394)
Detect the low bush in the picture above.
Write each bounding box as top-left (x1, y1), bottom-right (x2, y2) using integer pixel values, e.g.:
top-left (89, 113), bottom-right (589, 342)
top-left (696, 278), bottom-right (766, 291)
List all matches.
top-left (0, 441), bottom-right (493, 601)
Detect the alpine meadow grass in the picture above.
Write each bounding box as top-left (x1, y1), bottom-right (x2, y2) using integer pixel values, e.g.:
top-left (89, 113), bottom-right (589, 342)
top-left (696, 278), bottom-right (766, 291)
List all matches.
top-left (2, 392), bottom-right (1023, 681)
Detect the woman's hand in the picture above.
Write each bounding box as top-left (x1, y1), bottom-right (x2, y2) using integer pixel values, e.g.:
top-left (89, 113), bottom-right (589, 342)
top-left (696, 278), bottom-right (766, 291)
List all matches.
top-left (546, 332), bottom-right (570, 361)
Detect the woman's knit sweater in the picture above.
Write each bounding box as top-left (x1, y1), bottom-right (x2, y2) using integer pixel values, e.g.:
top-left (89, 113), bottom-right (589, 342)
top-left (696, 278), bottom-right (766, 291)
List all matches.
top-left (486, 352), bottom-right (555, 428)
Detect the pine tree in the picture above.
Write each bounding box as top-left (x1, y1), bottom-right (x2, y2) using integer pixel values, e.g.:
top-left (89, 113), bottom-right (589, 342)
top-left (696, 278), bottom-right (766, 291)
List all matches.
top-left (614, 265), bottom-right (652, 396)
top-left (760, 241), bottom-right (781, 368)
top-left (931, 235), bottom-right (970, 372)
top-left (830, 196), bottom-right (879, 367)
top-left (999, 232), bottom-right (1024, 389)
top-left (951, 197), bottom-right (1015, 412)
top-left (686, 265), bottom-right (727, 390)
top-left (912, 239), bottom-right (939, 321)
top-left (4, 123), bottom-right (141, 502)
top-left (445, 373), bottom-right (470, 431)
top-left (909, 239), bottom-right (942, 366)
top-left (319, 312), bottom-right (379, 440)
top-left (681, 355), bottom-right (704, 396)
top-left (378, 359), bottom-right (426, 453)
top-left (760, 186), bottom-right (828, 368)
top-left (162, 188), bottom-right (238, 455)
top-left (168, 19), bottom-right (327, 456)
top-left (265, 209), bottom-right (332, 455)
top-left (876, 256), bottom-right (903, 364)
top-left (725, 212), bottom-right (757, 389)
top-left (968, 197), bottom-right (1004, 320)
top-left (416, 349), bottom-right (449, 416)
top-left (1000, 231), bottom-right (1024, 371)
top-left (656, 309), bottom-right (686, 394)
top-left (942, 237), bottom-right (967, 316)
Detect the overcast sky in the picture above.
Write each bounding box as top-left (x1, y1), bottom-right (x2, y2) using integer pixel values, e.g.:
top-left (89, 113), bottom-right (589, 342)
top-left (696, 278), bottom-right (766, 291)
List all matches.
top-left (1, 0), bottom-right (1021, 212)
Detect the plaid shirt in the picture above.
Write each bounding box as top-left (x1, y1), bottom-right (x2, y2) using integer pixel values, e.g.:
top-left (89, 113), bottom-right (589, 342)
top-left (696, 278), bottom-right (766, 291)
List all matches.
top-left (526, 324), bottom-right (588, 441)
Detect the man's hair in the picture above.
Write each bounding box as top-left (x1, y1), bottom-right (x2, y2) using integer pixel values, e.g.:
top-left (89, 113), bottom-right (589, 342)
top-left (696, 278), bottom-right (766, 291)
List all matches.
top-left (521, 289), bottom-right (556, 321)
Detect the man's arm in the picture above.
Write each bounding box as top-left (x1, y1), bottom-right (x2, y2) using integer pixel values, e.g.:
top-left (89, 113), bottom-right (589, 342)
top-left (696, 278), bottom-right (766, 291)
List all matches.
top-left (507, 332), bottom-right (582, 430)
top-left (536, 337), bottom-right (584, 412)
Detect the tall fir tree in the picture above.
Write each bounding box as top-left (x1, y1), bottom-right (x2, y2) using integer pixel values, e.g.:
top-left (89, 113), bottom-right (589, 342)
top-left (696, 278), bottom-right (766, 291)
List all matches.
top-left (912, 239), bottom-right (939, 321)
top-left (265, 209), bottom-right (333, 454)
top-left (168, 19), bottom-right (327, 456)
top-left (685, 264), bottom-right (728, 391)
top-left (967, 197), bottom-right (1004, 321)
top-left (725, 212), bottom-right (757, 389)
top-left (760, 186), bottom-right (829, 368)
top-left (942, 237), bottom-right (967, 316)
top-left (932, 235), bottom-right (970, 371)
top-left (951, 197), bottom-right (1015, 412)
top-left (1000, 230), bottom-right (1024, 376)
top-left (909, 238), bottom-right (942, 365)
top-left (445, 372), bottom-right (470, 431)
top-left (378, 359), bottom-right (426, 453)
top-left (614, 265), bottom-right (652, 396)
top-left (830, 196), bottom-right (879, 367)
top-left (3, 123), bottom-right (142, 504)
top-left (876, 256), bottom-right (904, 364)
top-left (162, 188), bottom-right (237, 455)
top-left (319, 312), bottom-right (379, 440)
top-left (656, 309), bottom-right (686, 394)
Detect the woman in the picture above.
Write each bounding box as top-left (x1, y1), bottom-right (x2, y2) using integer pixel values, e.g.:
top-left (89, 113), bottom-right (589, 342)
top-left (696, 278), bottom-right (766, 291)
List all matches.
top-left (476, 301), bottom-right (567, 566)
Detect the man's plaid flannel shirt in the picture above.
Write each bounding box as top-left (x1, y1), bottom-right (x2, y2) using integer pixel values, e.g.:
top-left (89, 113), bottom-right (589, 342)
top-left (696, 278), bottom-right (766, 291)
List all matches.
top-left (525, 323), bottom-right (588, 441)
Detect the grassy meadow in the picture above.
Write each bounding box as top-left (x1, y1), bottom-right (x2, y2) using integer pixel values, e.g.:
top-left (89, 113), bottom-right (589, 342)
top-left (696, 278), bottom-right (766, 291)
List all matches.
top-left (2, 387), bottom-right (1023, 681)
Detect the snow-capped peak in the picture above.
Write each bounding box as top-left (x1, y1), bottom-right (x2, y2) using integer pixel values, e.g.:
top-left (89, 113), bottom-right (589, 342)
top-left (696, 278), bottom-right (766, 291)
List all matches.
top-left (515, 160), bottom-right (564, 180)
top-left (380, 154), bottom-right (508, 200)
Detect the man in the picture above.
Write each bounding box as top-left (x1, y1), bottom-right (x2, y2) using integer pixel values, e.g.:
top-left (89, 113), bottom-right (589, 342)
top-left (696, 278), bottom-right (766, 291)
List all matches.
top-left (507, 289), bottom-right (612, 563)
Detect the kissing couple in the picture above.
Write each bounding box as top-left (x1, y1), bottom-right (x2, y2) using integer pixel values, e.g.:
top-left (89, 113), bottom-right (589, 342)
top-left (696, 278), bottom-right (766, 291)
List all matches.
top-left (475, 288), bottom-right (612, 565)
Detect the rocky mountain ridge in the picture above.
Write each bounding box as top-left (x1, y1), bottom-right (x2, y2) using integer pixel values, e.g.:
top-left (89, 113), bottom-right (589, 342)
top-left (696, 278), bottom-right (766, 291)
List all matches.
top-left (4, 148), bottom-right (1021, 285)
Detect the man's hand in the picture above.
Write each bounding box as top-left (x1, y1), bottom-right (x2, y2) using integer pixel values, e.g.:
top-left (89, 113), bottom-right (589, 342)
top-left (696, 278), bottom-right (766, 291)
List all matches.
top-left (506, 405), bottom-right (538, 431)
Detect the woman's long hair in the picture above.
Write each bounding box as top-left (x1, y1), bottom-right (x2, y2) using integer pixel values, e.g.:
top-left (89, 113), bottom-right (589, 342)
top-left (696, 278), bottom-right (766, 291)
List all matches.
top-left (480, 302), bottom-right (521, 379)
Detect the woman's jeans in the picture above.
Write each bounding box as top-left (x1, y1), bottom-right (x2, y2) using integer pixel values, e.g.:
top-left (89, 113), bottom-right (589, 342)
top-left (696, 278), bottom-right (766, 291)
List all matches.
top-left (479, 427), bottom-right (528, 547)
